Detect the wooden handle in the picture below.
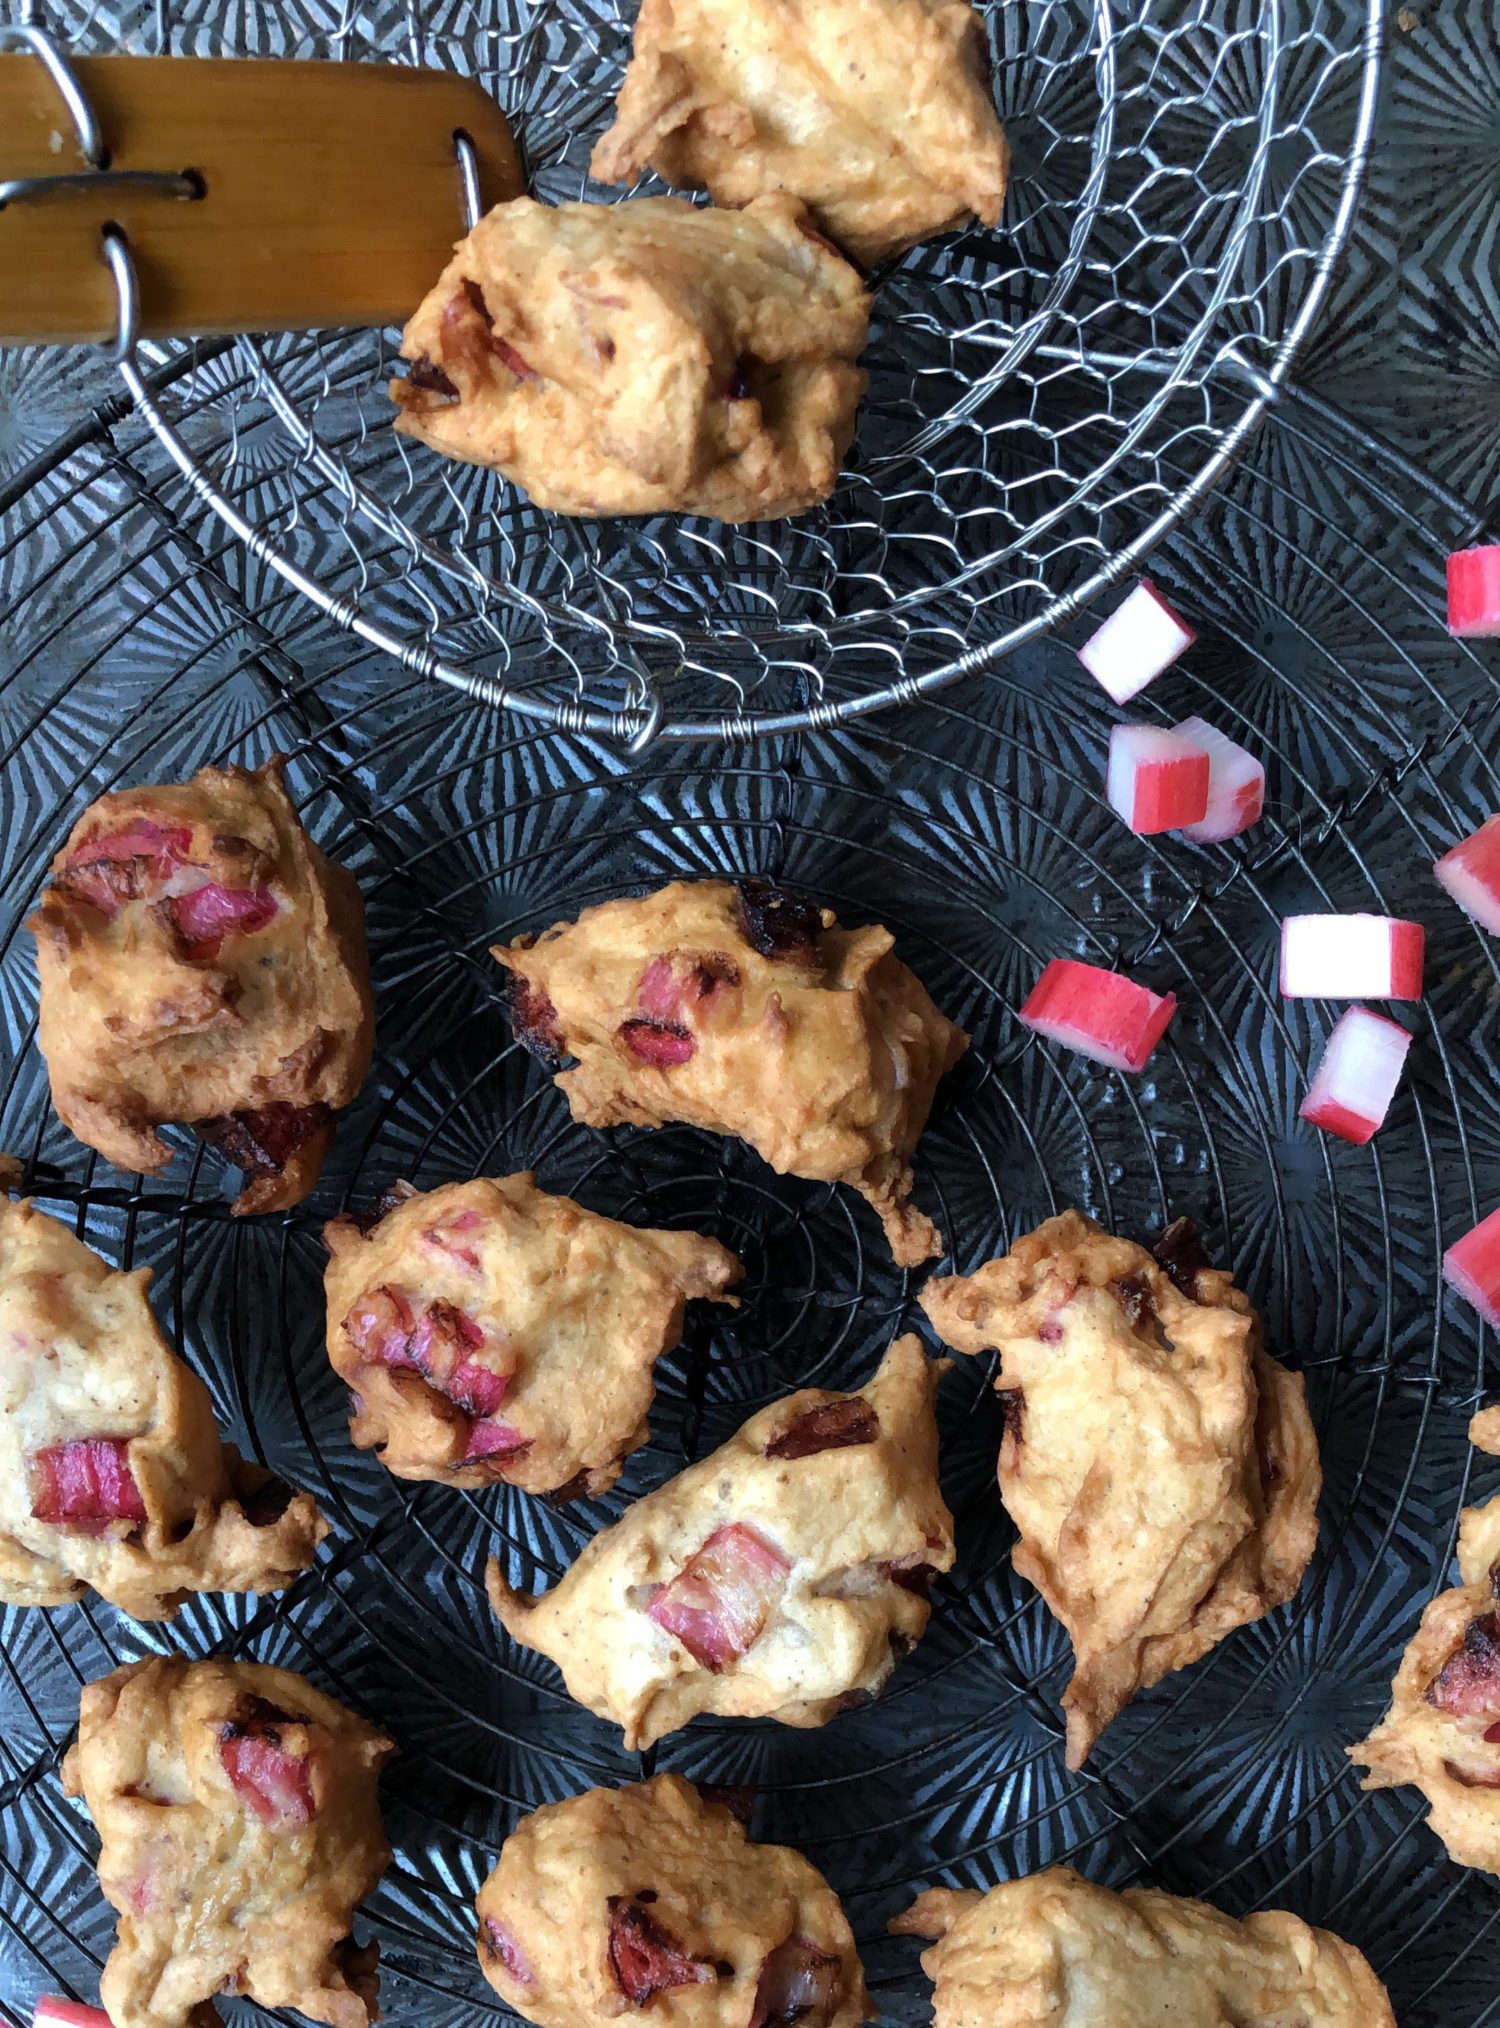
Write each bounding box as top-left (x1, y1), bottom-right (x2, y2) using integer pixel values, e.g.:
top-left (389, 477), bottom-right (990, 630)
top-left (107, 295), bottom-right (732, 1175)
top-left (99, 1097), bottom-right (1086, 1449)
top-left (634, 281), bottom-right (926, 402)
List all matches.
top-left (0, 55), bottom-right (522, 345)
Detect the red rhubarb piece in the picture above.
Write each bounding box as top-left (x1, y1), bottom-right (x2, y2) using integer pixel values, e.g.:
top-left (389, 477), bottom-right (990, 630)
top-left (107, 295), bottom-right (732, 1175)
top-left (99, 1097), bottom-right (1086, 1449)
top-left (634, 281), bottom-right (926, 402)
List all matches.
top-left (33, 2000), bottom-right (115, 2028)
top-left (1299, 1007), bottom-right (1412, 1146)
top-left (750, 1937), bottom-right (842, 2028)
top-left (647, 1523), bottom-right (792, 1670)
top-left (168, 882), bottom-right (278, 960)
top-left (480, 1917), bottom-right (535, 1985)
top-left (1018, 959), bottom-right (1177, 1073)
top-left (197, 1102), bottom-right (331, 1179)
top-left (1078, 580), bottom-right (1195, 703)
top-left (766, 1398), bottom-right (879, 1460)
top-left (461, 1419), bottom-right (531, 1463)
top-left (447, 1359), bottom-right (510, 1418)
top-left (637, 953), bottom-right (741, 1024)
top-left (1279, 915), bottom-right (1425, 1000)
top-left (1172, 716), bottom-right (1265, 842)
top-left (30, 1439), bottom-right (147, 1531)
top-left (619, 1018), bottom-right (696, 1066)
top-left (217, 1701), bottom-right (314, 1827)
top-left (734, 880), bottom-right (823, 964)
top-left (1428, 1612), bottom-right (1500, 1720)
top-left (421, 1207), bottom-right (485, 1273)
top-left (1105, 725), bottom-right (1209, 835)
top-left (343, 1285), bottom-right (418, 1368)
top-left (507, 978), bottom-right (567, 1068)
top-left (1445, 1206), bottom-right (1500, 1331)
top-left (608, 1899), bottom-right (718, 2004)
top-left (1435, 815), bottom-right (1500, 937)
top-left (59, 820), bottom-right (194, 914)
top-left (1447, 544), bottom-right (1500, 639)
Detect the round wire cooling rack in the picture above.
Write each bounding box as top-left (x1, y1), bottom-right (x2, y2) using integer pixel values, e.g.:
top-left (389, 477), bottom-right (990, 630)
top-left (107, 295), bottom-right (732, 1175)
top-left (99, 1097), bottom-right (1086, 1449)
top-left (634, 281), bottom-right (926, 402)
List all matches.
top-left (43, 0), bottom-right (1384, 745)
top-left (2, 360), bottom-right (1500, 2022)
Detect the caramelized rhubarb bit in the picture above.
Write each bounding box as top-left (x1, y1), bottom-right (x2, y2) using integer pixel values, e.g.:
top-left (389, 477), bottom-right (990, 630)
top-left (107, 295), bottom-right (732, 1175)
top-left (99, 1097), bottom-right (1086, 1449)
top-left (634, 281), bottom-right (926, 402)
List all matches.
top-left (619, 1018), bottom-right (696, 1067)
top-left (1111, 1271), bottom-right (1154, 1329)
top-left (407, 357), bottom-right (460, 398)
top-left (1443, 1758), bottom-right (1500, 1789)
top-left (997, 1386), bottom-right (1025, 1463)
top-left (734, 880), bottom-right (823, 964)
top-left (647, 1523), bottom-right (792, 1671)
top-left (507, 976), bottom-right (567, 1070)
top-left (1151, 1217), bottom-right (1213, 1301)
top-left (766, 1397), bottom-right (879, 1461)
top-left (31, 1439), bottom-right (147, 1531)
top-left (238, 1474), bottom-right (296, 1528)
top-left (197, 1101), bottom-right (331, 1180)
top-left (1428, 1611), bottom-right (1500, 1721)
top-left (607, 1898), bottom-right (718, 2005)
top-left (479, 1916), bottom-right (535, 1985)
top-left (884, 1556), bottom-right (937, 1598)
top-left (57, 820), bottom-right (194, 915)
top-left (217, 1697), bottom-right (314, 1827)
top-left (750, 1937), bottom-right (842, 2028)
top-left (166, 882), bottom-right (278, 961)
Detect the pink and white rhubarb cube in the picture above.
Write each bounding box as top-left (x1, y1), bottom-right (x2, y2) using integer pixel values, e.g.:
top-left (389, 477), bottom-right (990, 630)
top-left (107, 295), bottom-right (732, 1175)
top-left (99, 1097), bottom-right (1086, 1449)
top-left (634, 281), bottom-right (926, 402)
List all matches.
top-left (1078, 581), bottom-right (1196, 703)
top-left (1299, 1008), bottom-right (1412, 1145)
top-left (1018, 959), bottom-right (1177, 1073)
top-left (1172, 716), bottom-right (1266, 842)
top-left (1445, 1206), bottom-right (1500, 1332)
top-left (1105, 726), bottom-right (1209, 834)
top-left (1279, 914), bottom-right (1425, 1000)
top-left (1434, 816), bottom-right (1500, 937)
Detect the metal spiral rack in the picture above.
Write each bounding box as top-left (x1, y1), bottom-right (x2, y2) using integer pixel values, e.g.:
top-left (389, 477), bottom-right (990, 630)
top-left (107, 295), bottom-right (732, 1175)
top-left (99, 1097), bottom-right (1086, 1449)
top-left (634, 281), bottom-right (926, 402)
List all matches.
top-left (7, 0), bottom-right (1500, 2025)
top-left (59, 0), bottom-right (1385, 744)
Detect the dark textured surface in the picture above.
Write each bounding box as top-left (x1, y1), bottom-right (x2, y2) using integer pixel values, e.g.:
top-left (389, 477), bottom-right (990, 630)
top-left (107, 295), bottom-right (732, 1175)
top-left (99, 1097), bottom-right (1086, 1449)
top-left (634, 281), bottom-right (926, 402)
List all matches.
top-left (1, 0), bottom-right (1499, 2023)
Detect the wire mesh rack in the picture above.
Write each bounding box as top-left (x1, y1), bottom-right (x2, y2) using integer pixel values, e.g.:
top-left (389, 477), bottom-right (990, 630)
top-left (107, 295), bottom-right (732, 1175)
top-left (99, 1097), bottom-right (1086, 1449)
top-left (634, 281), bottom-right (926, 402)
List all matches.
top-left (3, 299), bottom-right (1500, 2019)
top-left (29, 0), bottom-right (1384, 743)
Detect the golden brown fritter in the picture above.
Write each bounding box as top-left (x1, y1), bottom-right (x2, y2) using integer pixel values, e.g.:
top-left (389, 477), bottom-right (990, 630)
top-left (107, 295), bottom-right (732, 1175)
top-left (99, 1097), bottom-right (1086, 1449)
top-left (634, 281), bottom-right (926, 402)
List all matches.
top-left (593, 0), bottom-right (1009, 266)
top-left (391, 195), bottom-right (870, 521)
top-left (475, 1774), bottom-right (870, 2028)
top-left (63, 1657), bottom-right (393, 2028)
top-left (323, 1172), bottom-right (741, 1495)
top-left (1351, 1419), bottom-right (1500, 1875)
top-left (0, 1187), bottom-right (324, 1618)
top-left (920, 1211), bottom-right (1321, 1766)
top-left (28, 759), bottom-right (373, 1215)
top-left (493, 878), bottom-right (966, 1266)
top-left (488, 1333), bottom-right (954, 1748)
top-left (891, 1869), bottom-right (1395, 2027)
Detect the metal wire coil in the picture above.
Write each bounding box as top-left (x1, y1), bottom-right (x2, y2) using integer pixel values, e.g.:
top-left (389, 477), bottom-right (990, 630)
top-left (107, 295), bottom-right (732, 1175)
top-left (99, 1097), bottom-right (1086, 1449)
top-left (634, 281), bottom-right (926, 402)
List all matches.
top-left (28, 0), bottom-right (1384, 745)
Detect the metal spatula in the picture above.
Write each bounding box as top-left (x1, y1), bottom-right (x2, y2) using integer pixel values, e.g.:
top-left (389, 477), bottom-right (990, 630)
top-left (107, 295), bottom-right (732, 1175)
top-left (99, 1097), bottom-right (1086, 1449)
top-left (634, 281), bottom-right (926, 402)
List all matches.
top-left (0, 33), bottom-right (521, 346)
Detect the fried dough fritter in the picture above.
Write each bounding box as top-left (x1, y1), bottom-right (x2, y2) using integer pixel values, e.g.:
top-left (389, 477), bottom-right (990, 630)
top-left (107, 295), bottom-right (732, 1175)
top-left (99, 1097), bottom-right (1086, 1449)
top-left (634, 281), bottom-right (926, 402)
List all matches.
top-left (488, 1333), bottom-right (954, 1748)
top-left (391, 195), bottom-right (870, 521)
top-left (475, 1774), bottom-right (870, 2028)
top-left (492, 878), bottom-right (967, 1267)
top-left (593, 0), bottom-right (1010, 266)
top-left (63, 1657), bottom-right (393, 2028)
top-left (1351, 1415), bottom-right (1500, 1875)
top-left (323, 1172), bottom-right (741, 1495)
top-left (0, 1187), bottom-right (324, 1618)
top-left (891, 1868), bottom-right (1395, 2027)
top-left (28, 759), bottom-right (373, 1215)
top-left (920, 1211), bottom-right (1321, 1765)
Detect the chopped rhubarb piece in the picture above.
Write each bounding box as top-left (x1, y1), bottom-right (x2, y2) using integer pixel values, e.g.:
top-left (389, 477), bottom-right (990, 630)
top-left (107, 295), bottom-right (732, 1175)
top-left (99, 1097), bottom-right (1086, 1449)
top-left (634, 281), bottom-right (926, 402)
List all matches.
top-left (1444, 1206), bottom-right (1500, 1331)
top-left (997, 1387), bottom-right (1025, 1463)
top-left (407, 356), bottom-right (460, 398)
top-left (637, 953), bottom-right (741, 1024)
top-left (608, 1899), bottom-right (719, 2004)
top-left (494, 337), bottom-right (536, 380)
top-left (33, 2001), bottom-right (115, 2028)
top-left (647, 1523), bottom-right (792, 1671)
top-left (734, 880), bottom-right (824, 964)
top-left (507, 977), bottom-right (567, 1069)
top-left (1428, 1612), bottom-right (1500, 1720)
top-left (461, 1419), bottom-right (531, 1464)
top-left (447, 1359), bottom-right (510, 1418)
top-left (1447, 544), bottom-right (1500, 639)
top-left (1443, 1758), bottom-right (1500, 1788)
top-left (218, 1700), bottom-right (314, 1826)
top-left (343, 1285), bottom-right (418, 1367)
top-left (421, 1207), bottom-right (484, 1272)
top-left (1299, 1007), bottom-right (1412, 1146)
top-left (58, 820), bottom-right (194, 915)
top-left (31, 1439), bottom-right (146, 1531)
top-left (479, 1917), bottom-right (535, 1986)
top-left (750, 1938), bottom-right (842, 2028)
top-left (1435, 815), bottom-right (1500, 936)
top-left (1172, 716), bottom-right (1266, 842)
top-left (167, 882), bottom-right (278, 960)
top-left (619, 1018), bottom-right (696, 1066)
top-left (766, 1398), bottom-right (879, 1460)
top-left (1018, 958), bottom-right (1177, 1073)
top-left (1077, 580), bottom-right (1196, 703)
top-left (1105, 725), bottom-right (1209, 835)
top-left (198, 1101), bottom-right (331, 1179)
top-left (1279, 914), bottom-right (1425, 1000)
